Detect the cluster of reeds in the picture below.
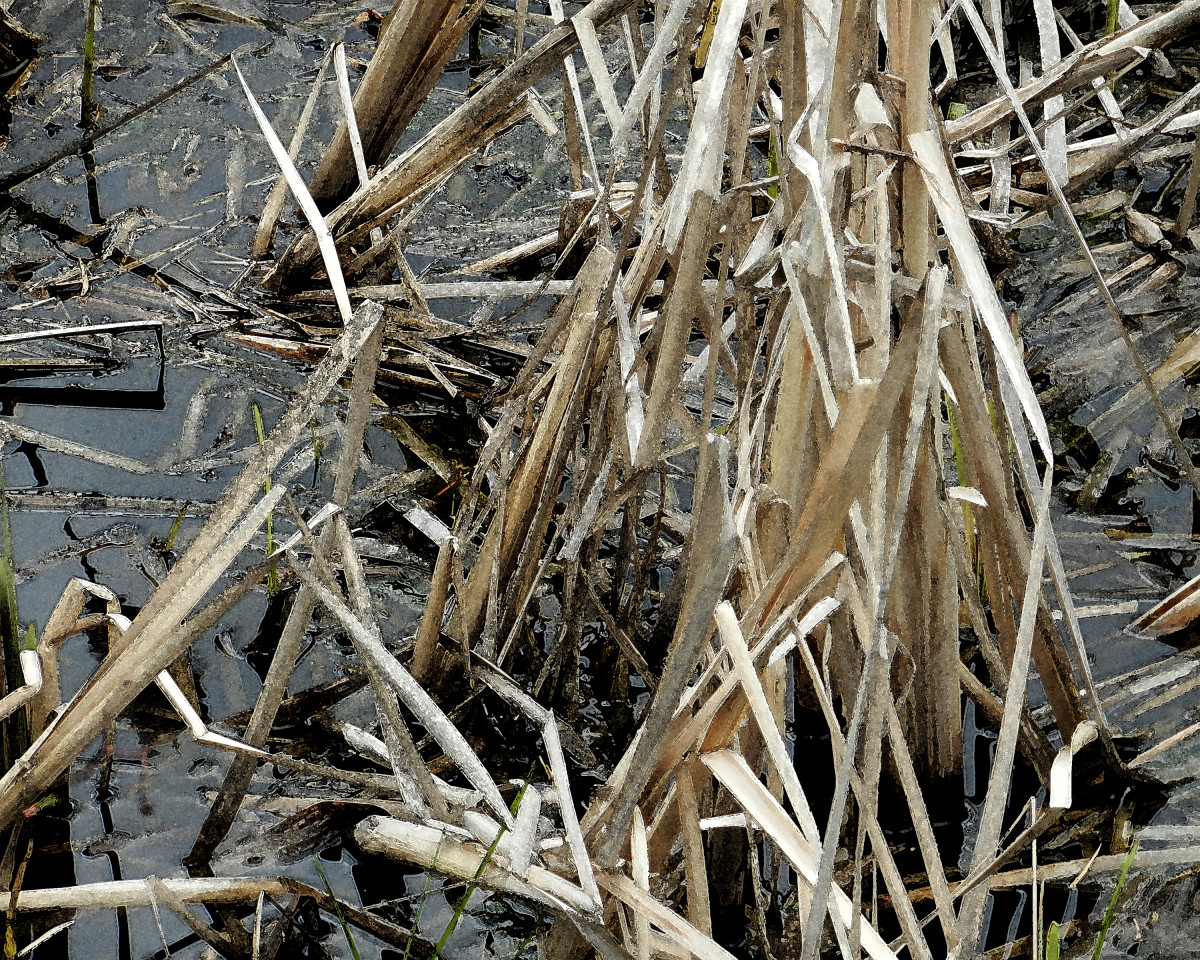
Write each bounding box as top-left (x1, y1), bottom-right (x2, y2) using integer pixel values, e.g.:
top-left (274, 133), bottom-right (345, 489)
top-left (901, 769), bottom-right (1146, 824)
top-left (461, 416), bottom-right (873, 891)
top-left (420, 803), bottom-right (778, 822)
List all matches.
top-left (4, 0), bottom-right (1200, 955)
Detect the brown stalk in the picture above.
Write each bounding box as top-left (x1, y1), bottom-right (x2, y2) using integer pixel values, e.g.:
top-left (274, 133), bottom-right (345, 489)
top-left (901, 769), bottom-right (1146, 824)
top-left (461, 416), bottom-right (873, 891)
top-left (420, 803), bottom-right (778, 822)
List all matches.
top-left (188, 310), bottom-right (387, 868)
top-left (268, 0), bottom-right (641, 291)
top-left (1, 473), bottom-right (279, 828)
top-left (946, 0), bottom-right (1200, 144)
top-left (307, 0), bottom-right (485, 211)
top-left (594, 434), bottom-right (738, 868)
top-left (940, 321), bottom-right (1086, 746)
top-left (798, 265), bottom-right (944, 960)
top-left (411, 535), bottom-right (457, 683)
top-left (451, 246), bottom-right (614, 651)
top-left (745, 309), bottom-right (924, 634)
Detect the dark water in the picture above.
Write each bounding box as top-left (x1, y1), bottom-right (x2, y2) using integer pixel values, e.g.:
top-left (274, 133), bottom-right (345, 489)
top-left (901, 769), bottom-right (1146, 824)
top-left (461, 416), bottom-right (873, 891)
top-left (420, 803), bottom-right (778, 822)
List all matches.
top-left (1005, 195), bottom-right (1200, 953)
top-left (0, 0), bottom-right (553, 956)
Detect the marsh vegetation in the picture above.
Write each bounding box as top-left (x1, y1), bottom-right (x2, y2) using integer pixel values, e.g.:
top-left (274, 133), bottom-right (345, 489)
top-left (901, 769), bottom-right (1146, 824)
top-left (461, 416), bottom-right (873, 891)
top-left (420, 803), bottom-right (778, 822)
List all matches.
top-left (2, 0), bottom-right (1200, 957)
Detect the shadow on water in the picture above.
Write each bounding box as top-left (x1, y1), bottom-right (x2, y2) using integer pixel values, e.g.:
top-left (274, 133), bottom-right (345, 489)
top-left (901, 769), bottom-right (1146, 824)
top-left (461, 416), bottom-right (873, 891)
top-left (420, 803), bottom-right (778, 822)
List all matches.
top-left (0, 356), bottom-right (166, 414)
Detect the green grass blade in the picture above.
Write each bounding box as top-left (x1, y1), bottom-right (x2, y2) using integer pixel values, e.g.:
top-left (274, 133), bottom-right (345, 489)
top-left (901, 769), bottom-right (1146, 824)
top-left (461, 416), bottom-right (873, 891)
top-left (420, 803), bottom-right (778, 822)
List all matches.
top-left (1046, 921), bottom-right (1060, 960)
top-left (81, 0), bottom-right (100, 126)
top-left (313, 855), bottom-right (362, 960)
top-left (431, 822), bottom-right (508, 960)
top-left (428, 774), bottom-right (532, 960)
top-left (252, 402), bottom-right (278, 596)
top-left (404, 843), bottom-right (440, 960)
top-left (1092, 840), bottom-right (1138, 960)
top-left (161, 503), bottom-right (188, 553)
top-left (0, 467), bottom-right (27, 769)
top-left (508, 911), bottom-right (543, 960)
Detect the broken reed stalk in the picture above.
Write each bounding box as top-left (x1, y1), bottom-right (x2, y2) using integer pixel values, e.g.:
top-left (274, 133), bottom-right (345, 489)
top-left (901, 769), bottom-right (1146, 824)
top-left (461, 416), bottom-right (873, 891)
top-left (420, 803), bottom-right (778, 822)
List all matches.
top-left (417, 1), bottom-right (1141, 954)
top-left (306, 0), bottom-right (486, 211)
top-left (266, 0), bottom-right (640, 291)
top-left (388, 14), bottom-right (1108, 960)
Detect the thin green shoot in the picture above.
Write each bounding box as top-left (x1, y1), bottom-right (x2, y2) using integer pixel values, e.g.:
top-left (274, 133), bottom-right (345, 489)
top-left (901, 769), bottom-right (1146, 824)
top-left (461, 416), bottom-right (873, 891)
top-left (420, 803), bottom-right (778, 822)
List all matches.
top-left (252, 402), bottom-right (278, 596)
top-left (404, 842), bottom-right (441, 960)
top-left (1105, 0), bottom-right (1121, 86)
top-left (695, 0), bottom-right (722, 68)
top-left (508, 911), bottom-right (544, 960)
top-left (23, 623), bottom-right (35, 652)
top-left (313, 854), bottom-right (362, 960)
top-left (1105, 0), bottom-right (1120, 37)
top-left (0, 466), bottom-right (28, 771)
top-left (22, 795), bottom-right (59, 819)
top-left (81, 0), bottom-right (100, 128)
top-left (1041, 841), bottom-right (1137, 960)
top-left (0, 467), bottom-right (18, 653)
top-left (509, 771), bottom-right (533, 815)
top-left (161, 503), bottom-right (188, 554)
top-left (310, 421), bottom-right (324, 486)
top-left (1092, 840), bottom-right (1138, 960)
top-left (431, 777), bottom-right (533, 960)
top-left (430, 824), bottom-right (506, 960)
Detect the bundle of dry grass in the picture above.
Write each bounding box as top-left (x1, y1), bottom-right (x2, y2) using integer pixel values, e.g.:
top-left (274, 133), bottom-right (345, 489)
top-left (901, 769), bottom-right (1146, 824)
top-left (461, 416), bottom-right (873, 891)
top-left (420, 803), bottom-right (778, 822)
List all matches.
top-left (7, 0), bottom-right (1200, 955)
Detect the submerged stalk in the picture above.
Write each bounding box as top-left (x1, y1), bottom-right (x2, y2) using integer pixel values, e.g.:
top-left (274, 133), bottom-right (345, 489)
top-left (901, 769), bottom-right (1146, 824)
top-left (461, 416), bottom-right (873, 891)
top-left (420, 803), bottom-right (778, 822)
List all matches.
top-left (252, 402), bottom-right (278, 596)
top-left (81, 0), bottom-right (99, 127)
top-left (0, 469), bottom-right (28, 773)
